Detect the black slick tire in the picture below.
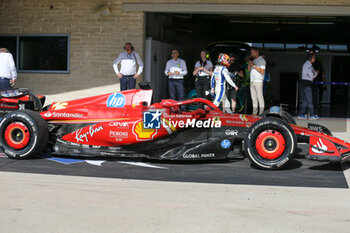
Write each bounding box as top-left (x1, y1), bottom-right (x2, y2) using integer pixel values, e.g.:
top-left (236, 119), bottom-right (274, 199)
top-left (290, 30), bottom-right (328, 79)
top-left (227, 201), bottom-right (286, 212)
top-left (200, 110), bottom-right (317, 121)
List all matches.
top-left (0, 110), bottom-right (48, 159)
top-left (244, 117), bottom-right (296, 170)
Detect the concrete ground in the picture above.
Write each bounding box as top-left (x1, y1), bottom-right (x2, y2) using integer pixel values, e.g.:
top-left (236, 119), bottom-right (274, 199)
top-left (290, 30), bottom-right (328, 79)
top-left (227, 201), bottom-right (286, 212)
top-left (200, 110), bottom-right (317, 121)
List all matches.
top-left (1, 132), bottom-right (349, 233)
top-left (1, 88), bottom-right (350, 233)
top-left (1, 170), bottom-right (350, 233)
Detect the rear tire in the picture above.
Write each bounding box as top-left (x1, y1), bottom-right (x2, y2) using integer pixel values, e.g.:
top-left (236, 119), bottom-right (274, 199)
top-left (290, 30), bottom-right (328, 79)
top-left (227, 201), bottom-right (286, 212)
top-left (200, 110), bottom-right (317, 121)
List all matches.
top-left (0, 110), bottom-right (48, 159)
top-left (244, 117), bottom-right (296, 170)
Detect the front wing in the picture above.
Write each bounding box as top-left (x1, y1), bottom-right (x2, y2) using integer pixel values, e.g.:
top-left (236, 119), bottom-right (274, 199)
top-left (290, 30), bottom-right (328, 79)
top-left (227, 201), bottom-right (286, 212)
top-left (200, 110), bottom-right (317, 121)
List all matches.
top-left (292, 125), bottom-right (350, 163)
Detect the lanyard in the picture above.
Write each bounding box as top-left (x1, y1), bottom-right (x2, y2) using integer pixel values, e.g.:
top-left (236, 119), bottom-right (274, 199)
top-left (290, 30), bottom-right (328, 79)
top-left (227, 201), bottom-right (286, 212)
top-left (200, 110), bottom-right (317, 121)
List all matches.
top-left (174, 59), bottom-right (180, 67)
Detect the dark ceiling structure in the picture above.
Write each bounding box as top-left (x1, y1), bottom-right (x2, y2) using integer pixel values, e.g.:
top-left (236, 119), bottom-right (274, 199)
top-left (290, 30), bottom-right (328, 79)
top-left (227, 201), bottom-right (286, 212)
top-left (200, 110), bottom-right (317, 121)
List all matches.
top-left (147, 13), bottom-right (350, 48)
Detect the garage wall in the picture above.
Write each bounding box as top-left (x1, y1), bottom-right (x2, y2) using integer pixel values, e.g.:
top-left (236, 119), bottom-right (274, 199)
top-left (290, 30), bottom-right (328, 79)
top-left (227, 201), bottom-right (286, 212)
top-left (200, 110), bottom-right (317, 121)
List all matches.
top-left (124, 0), bottom-right (350, 6)
top-left (0, 0), bottom-right (144, 96)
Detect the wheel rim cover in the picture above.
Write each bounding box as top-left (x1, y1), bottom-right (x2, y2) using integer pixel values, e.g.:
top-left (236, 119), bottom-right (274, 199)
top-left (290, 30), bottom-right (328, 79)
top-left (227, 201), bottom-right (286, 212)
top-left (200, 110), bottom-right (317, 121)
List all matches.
top-left (255, 130), bottom-right (285, 160)
top-left (4, 122), bottom-right (31, 149)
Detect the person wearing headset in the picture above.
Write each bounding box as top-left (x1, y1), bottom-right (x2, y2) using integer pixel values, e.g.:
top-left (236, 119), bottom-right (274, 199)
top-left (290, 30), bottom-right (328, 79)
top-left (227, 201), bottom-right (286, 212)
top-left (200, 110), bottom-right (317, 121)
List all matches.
top-left (298, 54), bottom-right (319, 120)
top-left (193, 50), bottom-right (213, 102)
top-left (113, 42), bottom-right (144, 91)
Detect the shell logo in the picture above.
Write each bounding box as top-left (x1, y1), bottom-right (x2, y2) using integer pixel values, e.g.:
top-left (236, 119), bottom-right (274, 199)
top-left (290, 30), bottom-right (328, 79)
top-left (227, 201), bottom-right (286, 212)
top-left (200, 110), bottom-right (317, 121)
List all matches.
top-left (132, 120), bottom-right (157, 141)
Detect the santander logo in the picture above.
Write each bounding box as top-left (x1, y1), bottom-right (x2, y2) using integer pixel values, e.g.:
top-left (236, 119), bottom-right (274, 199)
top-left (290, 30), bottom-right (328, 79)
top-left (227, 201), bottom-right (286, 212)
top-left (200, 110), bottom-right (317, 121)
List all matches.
top-left (311, 138), bottom-right (328, 154)
top-left (44, 111), bottom-right (52, 117)
top-left (43, 111), bottom-right (83, 118)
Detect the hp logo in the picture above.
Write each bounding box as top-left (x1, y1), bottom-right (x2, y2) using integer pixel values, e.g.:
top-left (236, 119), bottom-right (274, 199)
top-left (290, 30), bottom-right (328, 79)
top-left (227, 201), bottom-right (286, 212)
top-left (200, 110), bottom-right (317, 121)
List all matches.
top-left (221, 139), bottom-right (231, 149)
top-left (106, 93), bottom-right (126, 108)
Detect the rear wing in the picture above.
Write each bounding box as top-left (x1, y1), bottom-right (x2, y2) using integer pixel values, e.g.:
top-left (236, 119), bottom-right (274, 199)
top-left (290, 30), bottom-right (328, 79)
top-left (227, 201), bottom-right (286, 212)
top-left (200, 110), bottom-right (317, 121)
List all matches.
top-left (0, 88), bottom-right (43, 111)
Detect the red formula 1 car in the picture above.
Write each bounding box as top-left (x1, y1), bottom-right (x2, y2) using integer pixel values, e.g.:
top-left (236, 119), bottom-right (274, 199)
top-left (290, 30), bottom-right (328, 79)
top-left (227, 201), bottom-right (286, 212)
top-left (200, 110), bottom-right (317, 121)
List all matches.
top-left (0, 86), bottom-right (349, 170)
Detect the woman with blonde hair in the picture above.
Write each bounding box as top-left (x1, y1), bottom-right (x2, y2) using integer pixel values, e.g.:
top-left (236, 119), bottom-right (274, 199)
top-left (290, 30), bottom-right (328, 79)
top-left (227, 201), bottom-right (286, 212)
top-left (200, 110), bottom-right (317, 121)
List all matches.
top-left (0, 48), bottom-right (17, 89)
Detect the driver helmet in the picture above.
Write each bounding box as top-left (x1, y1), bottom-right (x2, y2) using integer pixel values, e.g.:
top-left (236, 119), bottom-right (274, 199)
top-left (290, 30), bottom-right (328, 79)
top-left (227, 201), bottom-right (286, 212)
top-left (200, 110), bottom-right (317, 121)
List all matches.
top-left (217, 53), bottom-right (230, 67)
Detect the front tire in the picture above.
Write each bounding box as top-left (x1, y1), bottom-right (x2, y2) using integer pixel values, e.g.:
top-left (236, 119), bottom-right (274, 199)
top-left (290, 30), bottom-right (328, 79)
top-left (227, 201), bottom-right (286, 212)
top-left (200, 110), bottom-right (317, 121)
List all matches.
top-left (244, 117), bottom-right (296, 170)
top-left (0, 110), bottom-right (48, 159)
top-left (261, 109), bottom-right (296, 125)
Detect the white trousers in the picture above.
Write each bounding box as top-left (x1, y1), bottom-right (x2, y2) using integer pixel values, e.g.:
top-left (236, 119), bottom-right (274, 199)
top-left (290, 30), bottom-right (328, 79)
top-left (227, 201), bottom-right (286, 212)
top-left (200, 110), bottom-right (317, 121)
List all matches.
top-left (250, 82), bottom-right (265, 115)
top-left (213, 85), bottom-right (232, 113)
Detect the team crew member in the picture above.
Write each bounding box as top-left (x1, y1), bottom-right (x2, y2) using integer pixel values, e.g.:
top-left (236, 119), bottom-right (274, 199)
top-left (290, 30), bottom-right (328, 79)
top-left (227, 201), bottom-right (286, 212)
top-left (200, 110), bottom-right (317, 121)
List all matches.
top-left (113, 42), bottom-right (143, 91)
top-left (211, 53), bottom-right (238, 113)
top-left (309, 50), bottom-right (325, 116)
top-left (0, 48), bottom-right (17, 89)
top-left (227, 54), bottom-right (241, 113)
top-left (193, 50), bottom-right (213, 100)
top-left (228, 53), bottom-right (241, 74)
top-left (248, 47), bottom-right (266, 115)
top-left (298, 54), bottom-right (319, 120)
top-left (165, 49), bottom-right (188, 103)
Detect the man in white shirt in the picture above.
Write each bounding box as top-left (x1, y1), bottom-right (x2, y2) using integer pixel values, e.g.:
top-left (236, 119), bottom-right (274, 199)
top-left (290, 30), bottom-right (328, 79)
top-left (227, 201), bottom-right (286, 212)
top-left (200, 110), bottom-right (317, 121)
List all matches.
top-left (164, 49), bottom-right (188, 104)
top-left (248, 47), bottom-right (266, 115)
top-left (113, 42), bottom-right (144, 91)
top-left (0, 48), bottom-right (17, 90)
top-left (298, 54), bottom-right (319, 120)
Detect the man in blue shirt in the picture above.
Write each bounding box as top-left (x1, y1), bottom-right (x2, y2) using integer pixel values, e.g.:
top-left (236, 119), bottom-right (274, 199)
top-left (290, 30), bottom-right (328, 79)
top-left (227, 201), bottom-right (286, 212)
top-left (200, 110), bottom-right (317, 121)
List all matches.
top-left (113, 42), bottom-right (144, 91)
top-left (298, 54), bottom-right (319, 120)
top-left (164, 50), bottom-right (188, 103)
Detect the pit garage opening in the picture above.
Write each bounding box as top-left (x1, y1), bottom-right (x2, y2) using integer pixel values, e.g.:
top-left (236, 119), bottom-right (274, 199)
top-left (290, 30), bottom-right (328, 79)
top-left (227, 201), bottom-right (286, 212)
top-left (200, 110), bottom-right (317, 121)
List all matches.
top-left (144, 12), bottom-right (350, 118)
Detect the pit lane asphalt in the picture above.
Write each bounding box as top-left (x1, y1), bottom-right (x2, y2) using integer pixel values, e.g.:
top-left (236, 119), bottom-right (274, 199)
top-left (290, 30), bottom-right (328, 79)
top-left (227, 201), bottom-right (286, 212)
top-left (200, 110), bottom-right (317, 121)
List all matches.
top-left (0, 144), bottom-right (347, 188)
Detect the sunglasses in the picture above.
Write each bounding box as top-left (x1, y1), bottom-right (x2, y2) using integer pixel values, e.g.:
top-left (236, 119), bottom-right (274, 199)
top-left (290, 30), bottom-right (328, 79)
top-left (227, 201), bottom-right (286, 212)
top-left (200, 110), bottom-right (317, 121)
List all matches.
top-left (172, 52), bottom-right (178, 54)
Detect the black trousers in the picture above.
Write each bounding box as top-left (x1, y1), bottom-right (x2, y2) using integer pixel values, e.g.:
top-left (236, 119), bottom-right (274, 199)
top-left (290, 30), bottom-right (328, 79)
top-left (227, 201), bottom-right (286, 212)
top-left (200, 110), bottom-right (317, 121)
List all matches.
top-left (299, 80), bottom-right (314, 116)
top-left (168, 79), bottom-right (185, 111)
top-left (0, 78), bottom-right (12, 90)
top-left (195, 76), bottom-right (210, 99)
top-left (120, 75), bottom-right (136, 91)
top-left (312, 84), bottom-right (324, 116)
top-left (168, 79), bottom-right (184, 101)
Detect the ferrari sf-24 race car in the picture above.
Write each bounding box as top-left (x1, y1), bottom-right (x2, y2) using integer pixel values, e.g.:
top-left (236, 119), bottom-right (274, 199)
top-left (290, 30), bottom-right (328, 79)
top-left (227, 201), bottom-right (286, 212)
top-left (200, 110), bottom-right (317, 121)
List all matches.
top-left (0, 86), bottom-right (349, 170)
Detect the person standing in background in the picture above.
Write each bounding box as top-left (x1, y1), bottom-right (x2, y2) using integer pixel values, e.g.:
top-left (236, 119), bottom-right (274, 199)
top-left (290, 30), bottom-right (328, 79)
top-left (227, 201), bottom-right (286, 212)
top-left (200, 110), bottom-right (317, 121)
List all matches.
top-left (228, 53), bottom-right (241, 74)
top-left (0, 48), bottom-right (17, 89)
top-left (193, 50), bottom-right (213, 100)
top-left (309, 50), bottom-right (325, 116)
top-left (248, 47), bottom-right (266, 115)
top-left (165, 49), bottom-right (188, 104)
top-left (298, 54), bottom-right (319, 120)
top-left (241, 55), bottom-right (251, 114)
top-left (227, 54), bottom-right (241, 113)
top-left (235, 68), bottom-right (247, 112)
top-left (113, 42), bottom-right (143, 91)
